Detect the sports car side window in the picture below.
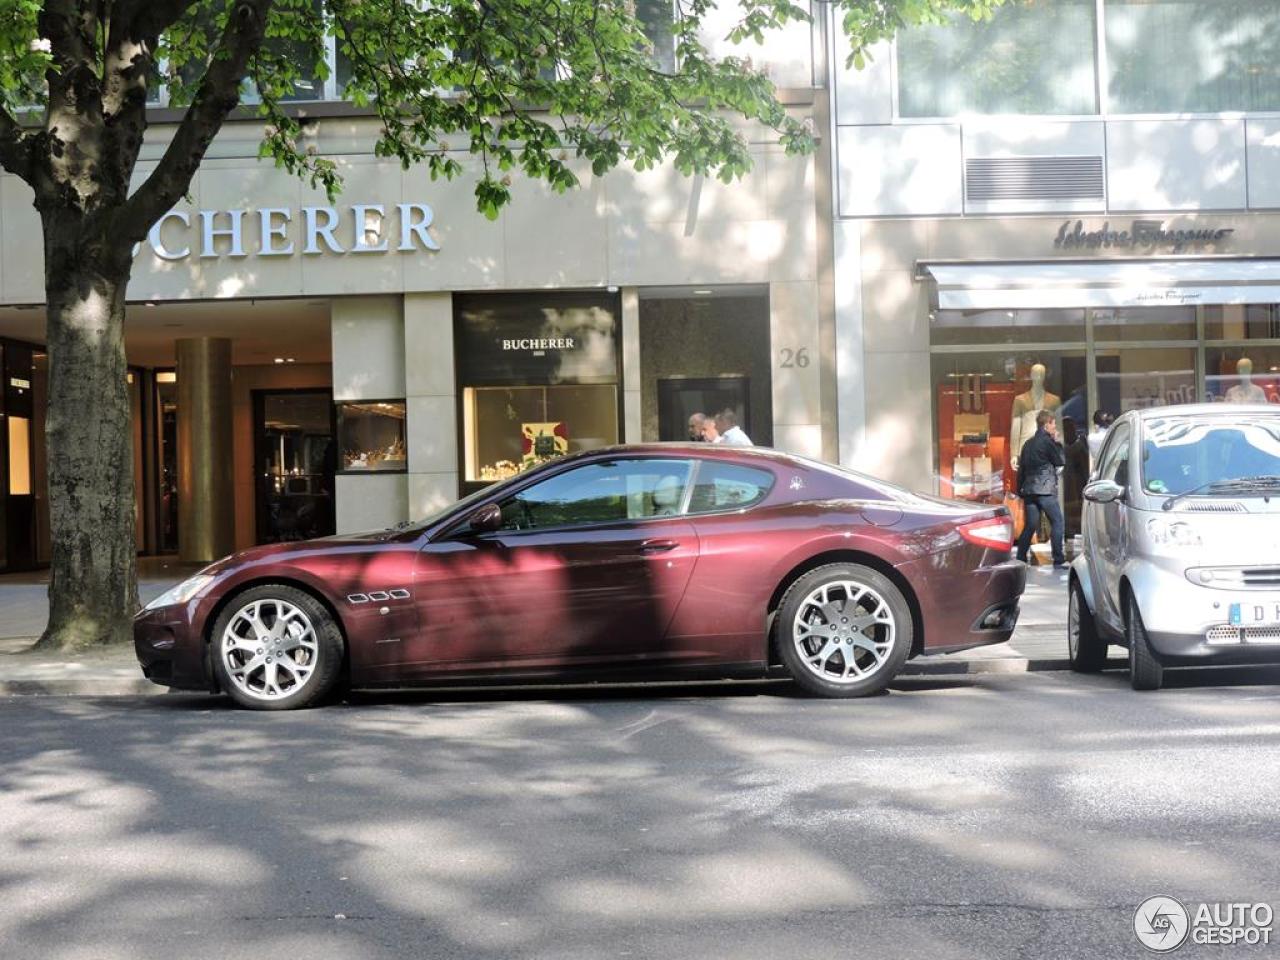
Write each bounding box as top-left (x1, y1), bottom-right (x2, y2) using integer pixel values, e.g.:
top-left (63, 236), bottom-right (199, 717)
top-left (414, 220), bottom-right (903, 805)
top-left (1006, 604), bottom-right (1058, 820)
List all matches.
top-left (498, 459), bottom-right (694, 531)
top-left (686, 462), bottom-right (775, 515)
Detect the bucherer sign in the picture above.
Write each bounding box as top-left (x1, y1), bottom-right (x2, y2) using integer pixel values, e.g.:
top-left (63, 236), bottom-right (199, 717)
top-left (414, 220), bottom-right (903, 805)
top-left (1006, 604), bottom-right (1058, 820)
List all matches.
top-left (132, 202), bottom-right (441, 260)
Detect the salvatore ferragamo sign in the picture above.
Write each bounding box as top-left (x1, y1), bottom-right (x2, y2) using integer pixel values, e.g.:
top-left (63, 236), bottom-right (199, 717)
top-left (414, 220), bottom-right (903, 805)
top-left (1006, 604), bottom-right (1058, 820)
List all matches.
top-left (130, 202), bottom-right (441, 261)
top-left (1054, 218), bottom-right (1234, 254)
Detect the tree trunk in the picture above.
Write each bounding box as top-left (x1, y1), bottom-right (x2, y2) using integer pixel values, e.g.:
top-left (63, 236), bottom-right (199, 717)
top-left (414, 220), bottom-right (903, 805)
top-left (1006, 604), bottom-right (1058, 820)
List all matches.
top-left (35, 226), bottom-right (138, 650)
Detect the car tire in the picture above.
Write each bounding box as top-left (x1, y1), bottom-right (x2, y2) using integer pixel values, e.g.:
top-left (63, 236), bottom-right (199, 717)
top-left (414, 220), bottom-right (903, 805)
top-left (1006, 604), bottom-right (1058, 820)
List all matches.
top-left (775, 563), bottom-right (913, 698)
top-left (1125, 592), bottom-right (1163, 692)
top-left (1068, 578), bottom-right (1107, 673)
top-left (210, 584), bottom-right (345, 710)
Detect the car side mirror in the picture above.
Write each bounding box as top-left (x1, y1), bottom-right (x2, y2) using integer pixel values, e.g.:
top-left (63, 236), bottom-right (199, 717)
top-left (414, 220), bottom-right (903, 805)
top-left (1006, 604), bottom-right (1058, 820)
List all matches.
top-left (466, 503), bottom-right (503, 533)
top-left (1083, 479), bottom-right (1126, 504)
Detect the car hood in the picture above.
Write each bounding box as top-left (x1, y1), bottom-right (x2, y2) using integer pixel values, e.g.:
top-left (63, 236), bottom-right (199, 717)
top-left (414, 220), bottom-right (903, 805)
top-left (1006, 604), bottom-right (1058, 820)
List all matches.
top-left (202, 528), bottom-right (408, 574)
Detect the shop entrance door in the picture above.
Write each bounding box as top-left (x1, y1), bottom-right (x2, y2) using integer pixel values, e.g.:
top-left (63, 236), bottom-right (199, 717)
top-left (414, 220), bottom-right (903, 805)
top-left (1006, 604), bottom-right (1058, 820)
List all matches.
top-left (253, 390), bottom-right (336, 544)
top-left (657, 376), bottom-right (750, 442)
top-left (2, 344), bottom-right (35, 570)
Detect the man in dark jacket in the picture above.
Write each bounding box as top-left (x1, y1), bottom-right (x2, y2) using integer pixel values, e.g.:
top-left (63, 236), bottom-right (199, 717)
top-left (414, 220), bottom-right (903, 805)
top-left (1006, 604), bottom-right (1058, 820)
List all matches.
top-left (1015, 409), bottom-right (1067, 567)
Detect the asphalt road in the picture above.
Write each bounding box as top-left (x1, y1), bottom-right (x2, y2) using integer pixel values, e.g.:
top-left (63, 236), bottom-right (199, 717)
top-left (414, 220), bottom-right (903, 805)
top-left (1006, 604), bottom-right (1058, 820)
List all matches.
top-left (1, 669), bottom-right (1278, 960)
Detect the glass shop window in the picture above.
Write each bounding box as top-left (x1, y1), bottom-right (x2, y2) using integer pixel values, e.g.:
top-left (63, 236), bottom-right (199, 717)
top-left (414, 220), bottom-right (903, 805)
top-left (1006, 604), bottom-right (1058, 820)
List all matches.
top-left (336, 401), bottom-right (407, 472)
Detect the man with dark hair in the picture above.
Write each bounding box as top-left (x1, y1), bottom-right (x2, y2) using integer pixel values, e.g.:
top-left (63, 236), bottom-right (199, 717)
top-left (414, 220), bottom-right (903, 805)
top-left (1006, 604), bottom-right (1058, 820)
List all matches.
top-left (714, 408), bottom-right (753, 446)
top-left (1016, 409), bottom-right (1067, 568)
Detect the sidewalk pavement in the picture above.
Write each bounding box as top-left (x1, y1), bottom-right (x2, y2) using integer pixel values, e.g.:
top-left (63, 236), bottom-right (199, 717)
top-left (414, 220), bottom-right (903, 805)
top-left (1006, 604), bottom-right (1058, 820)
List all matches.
top-left (0, 558), bottom-right (1109, 698)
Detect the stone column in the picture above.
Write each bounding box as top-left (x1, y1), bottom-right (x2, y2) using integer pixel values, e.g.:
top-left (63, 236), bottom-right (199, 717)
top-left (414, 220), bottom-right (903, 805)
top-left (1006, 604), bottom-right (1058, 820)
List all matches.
top-left (620, 287), bottom-right (642, 443)
top-left (176, 337), bottom-right (235, 562)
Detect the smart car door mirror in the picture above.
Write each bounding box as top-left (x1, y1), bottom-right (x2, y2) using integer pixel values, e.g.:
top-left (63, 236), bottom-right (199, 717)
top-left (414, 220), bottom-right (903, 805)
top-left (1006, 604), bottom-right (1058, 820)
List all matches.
top-left (466, 503), bottom-right (503, 533)
top-left (1083, 479), bottom-right (1126, 504)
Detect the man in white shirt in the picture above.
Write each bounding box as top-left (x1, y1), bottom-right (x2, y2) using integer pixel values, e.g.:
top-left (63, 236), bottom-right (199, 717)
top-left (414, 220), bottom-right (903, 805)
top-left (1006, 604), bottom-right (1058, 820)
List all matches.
top-left (1087, 409), bottom-right (1113, 468)
top-left (713, 409), bottom-right (752, 446)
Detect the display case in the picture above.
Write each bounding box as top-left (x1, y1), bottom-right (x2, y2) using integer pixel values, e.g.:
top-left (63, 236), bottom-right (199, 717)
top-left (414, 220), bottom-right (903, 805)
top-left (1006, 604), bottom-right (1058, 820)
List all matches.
top-left (455, 291), bottom-right (621, 491)
top-left (336, 400), bottom-right (407, 473)
top-left (462, 384), bottom-right (618, 482)
top-left (935, 373), bottom-right (1014, 504)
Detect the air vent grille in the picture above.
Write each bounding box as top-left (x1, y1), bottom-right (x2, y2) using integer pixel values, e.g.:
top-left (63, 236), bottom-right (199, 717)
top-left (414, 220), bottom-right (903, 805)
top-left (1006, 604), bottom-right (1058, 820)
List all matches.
top-left (1179, 500), bottom-right (1247, 514)
top-left (965, 156), bottom-right (1105, 203)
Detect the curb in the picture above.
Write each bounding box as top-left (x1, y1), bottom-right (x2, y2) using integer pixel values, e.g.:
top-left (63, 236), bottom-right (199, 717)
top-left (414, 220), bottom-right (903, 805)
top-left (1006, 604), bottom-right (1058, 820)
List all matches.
top-left (0, 678), bottom-right (163, 697)
top-left (903, 657), bottom-right (1073, 675)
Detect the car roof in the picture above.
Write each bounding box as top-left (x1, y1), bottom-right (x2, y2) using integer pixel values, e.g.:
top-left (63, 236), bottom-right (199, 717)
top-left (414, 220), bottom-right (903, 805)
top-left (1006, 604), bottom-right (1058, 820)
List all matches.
top-left (578, 442), bottom-right (812, 466)
top-left (1127, 403), bottom-right (1280, 421)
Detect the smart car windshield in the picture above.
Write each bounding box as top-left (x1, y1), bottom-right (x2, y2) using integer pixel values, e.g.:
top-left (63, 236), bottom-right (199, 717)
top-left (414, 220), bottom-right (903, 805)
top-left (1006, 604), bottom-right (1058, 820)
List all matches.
top-left (1142, 416), bottom-right (1280, 496)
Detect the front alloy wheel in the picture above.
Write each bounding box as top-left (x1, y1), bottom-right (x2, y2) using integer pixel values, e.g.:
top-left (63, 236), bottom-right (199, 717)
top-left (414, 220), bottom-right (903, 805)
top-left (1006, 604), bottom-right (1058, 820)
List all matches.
top-left (776, 563), bottom-right (912, 698)
top-left (211, 585), bottom-right (344, 710)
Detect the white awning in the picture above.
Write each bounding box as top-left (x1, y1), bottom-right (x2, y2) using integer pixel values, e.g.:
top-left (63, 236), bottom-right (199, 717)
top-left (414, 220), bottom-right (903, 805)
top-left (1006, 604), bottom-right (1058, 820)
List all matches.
top-left (922, 260), bottom-right (1280, 310)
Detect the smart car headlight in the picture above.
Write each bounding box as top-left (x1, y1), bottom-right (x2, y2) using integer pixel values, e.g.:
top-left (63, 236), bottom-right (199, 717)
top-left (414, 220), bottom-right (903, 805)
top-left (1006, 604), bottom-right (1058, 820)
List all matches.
top-left (144, 573), bottom-right (215, 610)
top-left (1146, 517), bottom-right (1202, 547)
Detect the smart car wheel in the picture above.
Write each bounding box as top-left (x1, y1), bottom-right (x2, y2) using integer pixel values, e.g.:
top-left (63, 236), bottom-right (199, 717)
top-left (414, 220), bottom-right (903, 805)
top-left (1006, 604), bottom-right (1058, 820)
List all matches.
top-left (776, 563), bottom-right (912, 698)
top-left (1068, 578), bottom-right (1107, 673)
top-left (1125, 593), bottom-right (1163, 692)
top-left (211, 585), bottom-right (344, 710)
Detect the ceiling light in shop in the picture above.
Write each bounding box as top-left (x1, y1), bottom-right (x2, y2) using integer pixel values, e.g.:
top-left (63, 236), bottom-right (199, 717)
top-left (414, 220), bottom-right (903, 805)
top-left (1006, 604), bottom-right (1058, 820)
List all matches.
top-left (693, 289), bottom-right (713, 296)
top-left (274, 357), bottom-right (285, 364)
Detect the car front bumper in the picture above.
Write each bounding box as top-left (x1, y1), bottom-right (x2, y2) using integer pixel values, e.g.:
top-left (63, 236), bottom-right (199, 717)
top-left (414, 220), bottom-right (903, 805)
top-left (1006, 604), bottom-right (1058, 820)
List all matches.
top-left (133, 604), bottom-right (213, 691)
top-left (1129, 562), bottom-right (1280, 666)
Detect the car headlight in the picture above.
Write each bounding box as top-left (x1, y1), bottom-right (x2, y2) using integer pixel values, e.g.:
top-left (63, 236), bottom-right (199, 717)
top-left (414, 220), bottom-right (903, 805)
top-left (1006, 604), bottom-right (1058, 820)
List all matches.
top-left (144, 573), bottom-right (216, 611)
top-left (1146, 517), bottom-right (1202, 547)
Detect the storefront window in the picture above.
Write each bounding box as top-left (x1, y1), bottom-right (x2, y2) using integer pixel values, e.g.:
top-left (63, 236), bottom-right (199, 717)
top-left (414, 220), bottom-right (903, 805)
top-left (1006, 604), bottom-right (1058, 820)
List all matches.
top-left (336, 401), bottom-right (407, 472)
top-left (1205, 304), bottom-right (1280, 342)
top-left (931, 351), bottom-right (1088, 505)
top-left (1205, 347), bottom-right (1280, 405)
top-left (1090, 306), bottom-right (1196, 343)
top-left (1095, 347), bottom-right (1198, 412)
top-left (1107, 0), bottom-right (1280, 114)
top-left (456, 292), bottom-right (621, 488)
top-left (896, 0), bottom-right (1097, 117)
top-left (931, 309), bottom-right (1085, 347)
top-left (463, 384), bottom-right (619, 481)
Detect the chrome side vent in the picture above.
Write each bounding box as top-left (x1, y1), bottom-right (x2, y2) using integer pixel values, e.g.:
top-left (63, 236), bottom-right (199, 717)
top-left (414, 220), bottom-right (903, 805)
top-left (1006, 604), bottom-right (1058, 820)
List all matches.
top-left (1178, 500), bottom-right (1247, 513)
top-left (964, 156), bottom-right (1105, 212)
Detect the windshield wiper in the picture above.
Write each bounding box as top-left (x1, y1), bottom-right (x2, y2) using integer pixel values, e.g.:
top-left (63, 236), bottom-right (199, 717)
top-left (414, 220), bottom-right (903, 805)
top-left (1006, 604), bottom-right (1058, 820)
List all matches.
top-left (1162, 475), bottom-right (1280, 511)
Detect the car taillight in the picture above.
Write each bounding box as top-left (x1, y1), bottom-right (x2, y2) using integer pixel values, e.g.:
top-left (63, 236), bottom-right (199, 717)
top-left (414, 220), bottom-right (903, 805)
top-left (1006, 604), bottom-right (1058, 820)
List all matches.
top-left (958, 517), bottom-right (1014, 552)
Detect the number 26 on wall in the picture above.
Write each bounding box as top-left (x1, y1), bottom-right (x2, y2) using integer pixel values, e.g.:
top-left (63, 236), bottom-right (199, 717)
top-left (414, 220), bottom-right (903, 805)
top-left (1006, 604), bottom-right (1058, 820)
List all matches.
top-left (779, 347), bottom-right (810, 369)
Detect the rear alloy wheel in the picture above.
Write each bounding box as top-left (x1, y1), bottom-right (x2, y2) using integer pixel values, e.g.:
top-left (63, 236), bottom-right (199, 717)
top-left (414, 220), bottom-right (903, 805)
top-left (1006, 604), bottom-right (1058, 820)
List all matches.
top-left (776, 563), bottom-right (912, 698)
top-left (211, 585), bottom-right (344, 710)
top-left (1126, 593), bottom-right (1163, 691)
top-left (1068, 578), bottom-right (1107, 673)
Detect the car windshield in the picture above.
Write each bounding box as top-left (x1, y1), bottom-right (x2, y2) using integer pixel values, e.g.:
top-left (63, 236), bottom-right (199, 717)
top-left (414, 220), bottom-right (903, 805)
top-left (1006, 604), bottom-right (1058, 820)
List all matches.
top-left (1142, 416), bottom-right (1280, 496)
top-left (401, 457), bottom-right (569, 534)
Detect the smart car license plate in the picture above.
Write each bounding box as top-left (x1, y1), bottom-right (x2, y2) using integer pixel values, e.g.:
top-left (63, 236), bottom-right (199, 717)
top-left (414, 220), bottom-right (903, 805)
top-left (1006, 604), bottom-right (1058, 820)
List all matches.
top-left (1229, 601), bottom-right (1280, 626)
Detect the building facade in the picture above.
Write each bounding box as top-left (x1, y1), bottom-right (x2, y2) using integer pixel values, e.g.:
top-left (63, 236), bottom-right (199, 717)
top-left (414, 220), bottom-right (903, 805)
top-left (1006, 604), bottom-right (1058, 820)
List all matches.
top-left (829, 0), bottom-right (1280, 528)
top-left (0, 8), bottom-right (830, 569)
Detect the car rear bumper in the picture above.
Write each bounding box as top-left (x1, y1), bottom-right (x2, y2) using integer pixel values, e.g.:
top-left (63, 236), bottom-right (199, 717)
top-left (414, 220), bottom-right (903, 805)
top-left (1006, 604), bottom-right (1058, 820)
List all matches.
top-left (901, 555), bottom-right (1026, 654)
top-left (134, 606), bottom-right (212, 691)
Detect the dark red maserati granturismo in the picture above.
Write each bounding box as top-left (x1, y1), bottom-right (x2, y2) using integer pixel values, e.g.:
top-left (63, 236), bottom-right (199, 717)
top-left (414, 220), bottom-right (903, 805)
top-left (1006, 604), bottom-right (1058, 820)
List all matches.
top-left (135, 444), bottom-right (1025, 709)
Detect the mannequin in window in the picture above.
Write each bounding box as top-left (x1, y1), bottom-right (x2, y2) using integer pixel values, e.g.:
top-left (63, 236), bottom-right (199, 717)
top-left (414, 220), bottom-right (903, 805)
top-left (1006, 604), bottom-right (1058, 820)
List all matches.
top-left (1225, 356), bottom-right (1267, 404)
top-left (1009, 363), bottom-right (1061, 471)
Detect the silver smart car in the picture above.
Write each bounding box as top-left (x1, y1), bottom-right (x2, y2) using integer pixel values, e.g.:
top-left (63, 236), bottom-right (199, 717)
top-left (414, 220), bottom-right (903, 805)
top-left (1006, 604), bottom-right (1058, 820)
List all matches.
top-left (1069, 403), bottom-right (1280, 689)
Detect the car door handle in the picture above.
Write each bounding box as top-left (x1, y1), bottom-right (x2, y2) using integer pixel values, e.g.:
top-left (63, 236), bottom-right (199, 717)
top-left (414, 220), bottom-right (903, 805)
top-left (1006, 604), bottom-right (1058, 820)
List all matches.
top-left (638, 539), bottom-right (679, 554)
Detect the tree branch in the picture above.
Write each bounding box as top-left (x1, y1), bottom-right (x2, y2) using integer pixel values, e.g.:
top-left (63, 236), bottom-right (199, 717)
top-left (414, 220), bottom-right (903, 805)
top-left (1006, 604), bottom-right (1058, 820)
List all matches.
top-left (119, 0), bottom-right (274, 241)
